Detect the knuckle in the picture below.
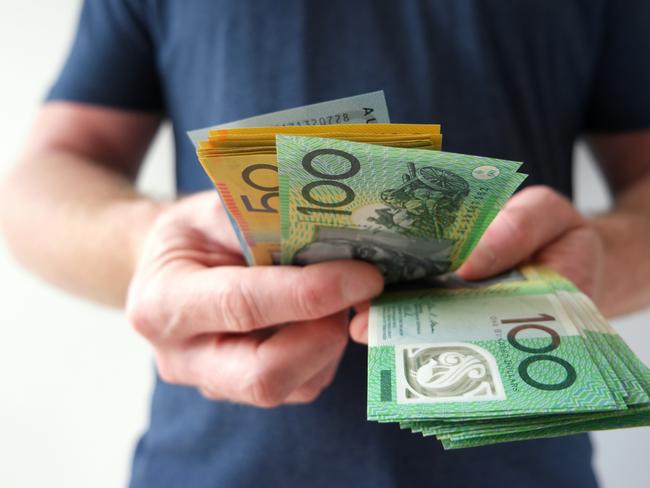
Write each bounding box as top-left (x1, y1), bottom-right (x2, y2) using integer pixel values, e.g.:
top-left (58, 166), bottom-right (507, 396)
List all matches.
top-left (126, 294), bottom-right (158, 340)
top-left (199, 386), bottom-right (222, 402)
top-left (532, 186), bottom-right (577, 219)
top-left (292, 367), bottom-right (339, 404)
top-left (332, 320), bottom-right (350, 344)
top-left (321, 324), bottom-right (349, 353)
top-left (217, 280), bottom-right (262, 333)
top-left (559, 228), bottom-right (603, 296)
top-left (293, 385), bottom-right (323, 404)
top-left (532, 185), bottom-right (559, 202)
top-left (502, 205), bottom-right (533, 248)
top-left (245, 368), bottom-right (286, 408)
top-left (126, 281), bottom-right (177, 342)
top-left (318, 367), bottom-right (338, 392)
top-left (155, 355), bottom-right (181, 385)
top-left (293, 269), bottom-right (334, 318)
top-left (582, 226), bottom-right (604, 254)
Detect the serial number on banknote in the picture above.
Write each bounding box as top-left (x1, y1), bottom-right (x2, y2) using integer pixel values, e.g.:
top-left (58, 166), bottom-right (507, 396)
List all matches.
top-left (282, 109), bottom-right (378, 126)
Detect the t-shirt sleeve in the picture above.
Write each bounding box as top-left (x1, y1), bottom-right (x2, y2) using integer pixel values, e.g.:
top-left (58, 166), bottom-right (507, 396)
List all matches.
top-left (583, 0), bottom-right (650, 132)
top-left (46, 0), bottom-right (163, 112)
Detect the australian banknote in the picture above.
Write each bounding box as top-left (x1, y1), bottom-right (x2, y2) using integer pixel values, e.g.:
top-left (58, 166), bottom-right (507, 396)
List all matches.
top-left (367, 267), bottom-right (650, 448)
top-left (187, 90), bottom-right (390, 147)
top-left (276, 135), bottom-right (526, 281)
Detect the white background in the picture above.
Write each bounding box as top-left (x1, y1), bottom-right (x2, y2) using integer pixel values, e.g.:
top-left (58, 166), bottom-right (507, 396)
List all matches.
top-left (0, 2), bottom-right (648, 487)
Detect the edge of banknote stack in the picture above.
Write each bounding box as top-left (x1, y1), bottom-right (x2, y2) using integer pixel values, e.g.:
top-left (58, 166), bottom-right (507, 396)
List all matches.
top-left (368, 265), bottom-right (650, 449)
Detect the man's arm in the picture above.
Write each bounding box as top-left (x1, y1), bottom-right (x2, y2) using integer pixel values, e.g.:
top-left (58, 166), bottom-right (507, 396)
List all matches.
top-left (1, 101), bottom-right (384, 406)
top-left (588, 130), bottom-right (650, 316)
top-left (0, 102), bottom-right (164, 307)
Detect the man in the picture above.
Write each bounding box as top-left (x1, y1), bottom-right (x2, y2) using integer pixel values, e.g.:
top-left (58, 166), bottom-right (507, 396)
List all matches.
top-left (2, 1), bottom-right (649, 486)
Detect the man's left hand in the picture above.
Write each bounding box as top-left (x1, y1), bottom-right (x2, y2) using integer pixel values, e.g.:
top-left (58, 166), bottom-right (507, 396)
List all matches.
top-left (350, 185), bottom-right (604, 343)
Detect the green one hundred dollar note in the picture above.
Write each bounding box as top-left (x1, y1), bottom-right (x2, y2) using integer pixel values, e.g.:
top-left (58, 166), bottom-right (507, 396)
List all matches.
top-left (524, 267), bottom-right (650, 403)
top-left (366, 281), bottom-right (620, 422)
top-left (368, 268), bottom-right (650, 448)
top-left (276, 135), bottom-right (527, 282)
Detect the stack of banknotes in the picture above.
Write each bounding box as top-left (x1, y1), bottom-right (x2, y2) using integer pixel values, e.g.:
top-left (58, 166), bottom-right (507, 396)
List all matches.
top-left (192, 91), bottom-right (650, 448)
top-left (369, 267), bottom-right (650, 448)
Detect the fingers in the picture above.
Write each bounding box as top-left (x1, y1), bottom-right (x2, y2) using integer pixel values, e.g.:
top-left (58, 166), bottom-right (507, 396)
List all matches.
top-left (534, 226), bottom-right (604, 299)
top-left (156, 191), bottom-right (245, 256)
top-left (129, 259), bottom-right (383, 342)
top-left (285, 358), bottom-right (341, 404)
top-left (161, 311), bottom-right (350, 407)
top-left (129, 190), bottom-right (384, 345)
top-left (197, 354), bottom-right (341, 405)
top-left (349, 308), bottom-right (370, 344)
top-left (457, 186), bottom-right (586, 280)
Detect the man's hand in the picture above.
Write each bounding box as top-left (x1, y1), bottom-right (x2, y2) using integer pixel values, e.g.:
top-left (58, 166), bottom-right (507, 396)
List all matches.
top-left (455, 185), bottom-right (604, 296)
top-left (126, 192), bottom-right (384, 407)
top-left (350, 185), bottom-right (604, 343)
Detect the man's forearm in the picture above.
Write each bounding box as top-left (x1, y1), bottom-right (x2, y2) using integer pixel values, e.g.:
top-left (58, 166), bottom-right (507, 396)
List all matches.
top-left (592, 173), bottom-right (650, 317)
top-left (0, 151), bottom-right (164, 307)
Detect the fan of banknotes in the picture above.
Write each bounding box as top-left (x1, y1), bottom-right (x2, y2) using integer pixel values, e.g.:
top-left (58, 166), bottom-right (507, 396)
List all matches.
top-left (192, 91), bottom-right (650, 448)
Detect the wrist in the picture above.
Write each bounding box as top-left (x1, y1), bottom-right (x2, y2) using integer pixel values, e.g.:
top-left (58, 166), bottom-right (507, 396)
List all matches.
top-left (115, 197), bottom-right (170, 285)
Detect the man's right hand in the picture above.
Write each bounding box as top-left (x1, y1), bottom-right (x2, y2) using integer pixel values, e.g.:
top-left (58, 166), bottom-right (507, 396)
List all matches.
top-left (126, 192), bottom-right (384, 407)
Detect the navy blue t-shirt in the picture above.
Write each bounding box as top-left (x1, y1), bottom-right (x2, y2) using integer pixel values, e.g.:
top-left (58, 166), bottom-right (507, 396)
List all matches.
top-left (48, 1), bottom-right (650, 487)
